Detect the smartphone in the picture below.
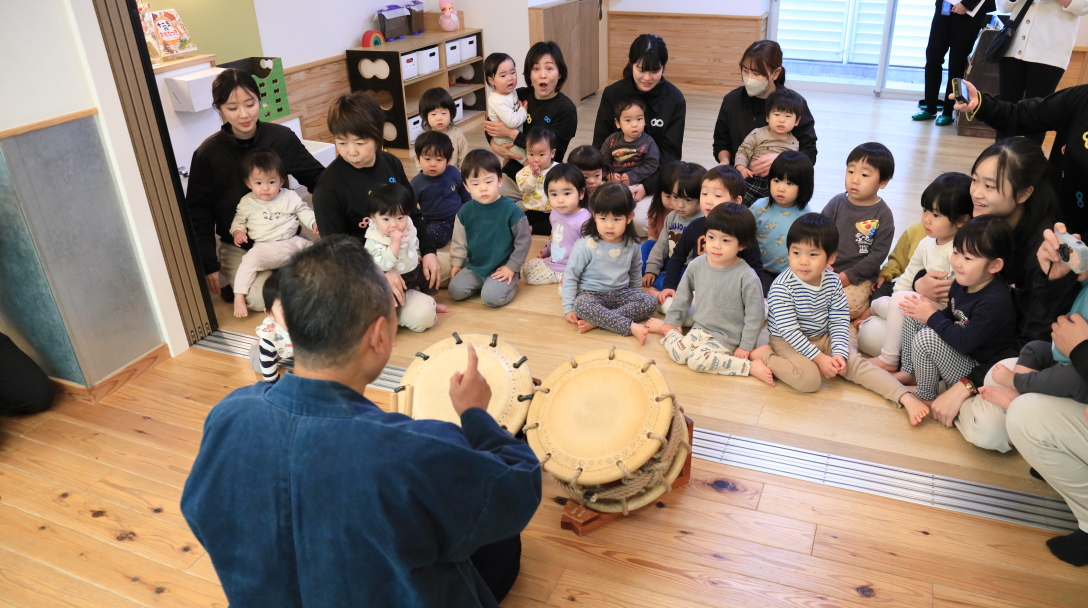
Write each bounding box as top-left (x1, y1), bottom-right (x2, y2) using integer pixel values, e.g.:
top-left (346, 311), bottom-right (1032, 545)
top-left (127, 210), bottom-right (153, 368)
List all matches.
top-left (951, 78), bottom-right (969, 104)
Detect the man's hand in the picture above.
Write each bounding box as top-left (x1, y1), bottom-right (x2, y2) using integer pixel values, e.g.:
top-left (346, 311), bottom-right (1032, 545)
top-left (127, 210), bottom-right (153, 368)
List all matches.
top-left (449, 345), bottom-right (492, 416)
top-left (1053, 313), bottom-right (1088, 357)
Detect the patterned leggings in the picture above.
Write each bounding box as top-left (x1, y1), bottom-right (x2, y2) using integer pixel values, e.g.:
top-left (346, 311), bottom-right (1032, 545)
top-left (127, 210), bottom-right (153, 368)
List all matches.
top-left (574, 288), bottom-right (659, 336)
top-left (900, 316), bottom-right (978, 400)
top-left (522, 257), bottom-right (564, 285)
top-left (661, 328), bottom-right (751, 376)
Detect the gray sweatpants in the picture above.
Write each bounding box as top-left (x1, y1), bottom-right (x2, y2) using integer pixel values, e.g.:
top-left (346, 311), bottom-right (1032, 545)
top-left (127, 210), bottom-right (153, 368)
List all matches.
top-left (448, 268), bottom-right (519, 308)
top-left (1015, 340), bottom-right (1088, 403)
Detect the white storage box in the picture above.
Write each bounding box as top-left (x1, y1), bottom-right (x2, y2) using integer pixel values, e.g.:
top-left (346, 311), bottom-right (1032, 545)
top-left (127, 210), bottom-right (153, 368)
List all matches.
top-left (165, 67), bottom-right (225, 113)
top-left (459, 36), bottom-right (477, 60)
top-left (401, 52), bottom-right (419, 80)
top-left (454, 97), bottom-right (464, 122)
top-left (408, 115), bottom-right (424, 143)
top-left (444, 40), bottom-right (461, 66)
top-left (419, 46), bottom-right (440, 74)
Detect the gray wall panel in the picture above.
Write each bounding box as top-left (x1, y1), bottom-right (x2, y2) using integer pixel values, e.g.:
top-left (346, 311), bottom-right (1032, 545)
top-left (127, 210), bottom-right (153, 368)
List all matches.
top-left (0, 116), bottom-right (162, 386)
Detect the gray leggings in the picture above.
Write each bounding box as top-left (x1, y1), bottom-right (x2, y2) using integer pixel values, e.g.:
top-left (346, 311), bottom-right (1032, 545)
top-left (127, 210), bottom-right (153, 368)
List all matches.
top-left (1015, 340), bottom-right (1088, 403)
top-left (448, 268), bottom-right (519, 308)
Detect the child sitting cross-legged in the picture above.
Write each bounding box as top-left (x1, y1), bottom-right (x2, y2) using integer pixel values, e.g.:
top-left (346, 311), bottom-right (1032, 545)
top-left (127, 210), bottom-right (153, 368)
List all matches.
top-left (449, 150), bottom-right (532, 308)
top-left (751, 214), bottom-right (927, 423)
top-left (521, 164), bottom-right (591, 285)
top-left (646, 203), bottom-right (773, 384)
top-left (410, 130), bottom-right (471, 247)
top-left (364, 184), bottom-right (448, 332)
top-left (600, 94), bottom-right (660, 200)
top-left (562, 182), bottom-right (660, 343)
top-left (735, 88), bottom-right (805, 206)
top-left (750, 150), bottom-right (814, 295)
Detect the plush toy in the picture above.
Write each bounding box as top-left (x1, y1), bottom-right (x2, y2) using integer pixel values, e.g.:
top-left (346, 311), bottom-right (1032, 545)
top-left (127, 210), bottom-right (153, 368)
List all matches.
top-left (439, 0), bottom-right (459, 32)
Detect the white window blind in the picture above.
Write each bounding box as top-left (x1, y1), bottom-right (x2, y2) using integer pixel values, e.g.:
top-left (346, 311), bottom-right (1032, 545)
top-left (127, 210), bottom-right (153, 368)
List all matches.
top-left (778, 0), bottom-right (937, 68)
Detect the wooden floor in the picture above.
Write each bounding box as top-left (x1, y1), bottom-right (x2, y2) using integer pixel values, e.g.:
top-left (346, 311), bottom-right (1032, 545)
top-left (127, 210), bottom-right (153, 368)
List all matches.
top-left (1, 347), bottom-right (1084, 608)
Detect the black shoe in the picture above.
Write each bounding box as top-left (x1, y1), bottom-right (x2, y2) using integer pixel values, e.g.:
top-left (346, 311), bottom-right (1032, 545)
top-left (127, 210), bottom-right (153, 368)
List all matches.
top-left (220, 284), bottom-right (235, 303)
top-left (1030, 467), bottom-right (1045, 482)
top-left (1046, 529), bottom-right (1088, 567)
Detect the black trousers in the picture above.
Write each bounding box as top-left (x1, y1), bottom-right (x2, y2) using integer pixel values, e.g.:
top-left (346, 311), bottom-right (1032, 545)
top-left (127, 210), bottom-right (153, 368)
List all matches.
top-left (0, 333), bottom-right (55, 416)
top-left (998, 57), bottom-right (1065, 144)
top-left (470, 535), bottom-right (522, 603)
top-left (923, 7), bottom-right (989, 116)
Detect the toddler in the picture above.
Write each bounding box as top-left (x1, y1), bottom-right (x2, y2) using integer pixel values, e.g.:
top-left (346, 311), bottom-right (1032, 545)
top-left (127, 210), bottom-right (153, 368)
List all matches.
top-left (567, 144), bottom-right (610, 196)
top-left (735, 88), bottom-right (804, 206)
top-left (750, 150), bottom-right (814, 295)
top-left (894, 216), bottom-right (1017, 423)
top-left (515, 128), bottom-right (557, 235)
top-left (645, 161), bottom-right (682, 245)
top-left (862, 173), bottom-right (973, 372)
top-left (821, 142), bottom-right (896, 320)
top-left (600, 94), bottom-right (660, 199)
top-left (646, 203), bottom-right (772, 384)
top-left (251, 271), bottom-right (291, 383)
top-left (364, 184), bottom-right (446, 332)
top-left (521, 164), bottom-right (591, 285)
top-left (410, 130), bottom-right (470, 247)
top-left (642, 162), bottom-right (705, 293)
top-left (751, 215), bottom-right (921, 422)
top-left (449, 150), bottom-right (532, 308)
top-left (230, 149), bottom-right (316, 318)
top-left (485, 52), bottom-right (528, 161)
top-left (413, 87), bottom-right (469, 171)
top-left (562, 182), bottom-right (659, 343)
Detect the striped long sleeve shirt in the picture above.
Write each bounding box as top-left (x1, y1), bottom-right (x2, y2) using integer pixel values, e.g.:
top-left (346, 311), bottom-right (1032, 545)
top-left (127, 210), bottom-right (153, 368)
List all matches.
top-left (767, 268), bottom-right (850, 360)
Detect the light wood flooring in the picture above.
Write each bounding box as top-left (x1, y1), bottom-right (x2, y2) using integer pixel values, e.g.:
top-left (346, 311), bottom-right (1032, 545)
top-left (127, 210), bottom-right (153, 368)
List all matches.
top-left (1, 348), bottom-right (1085, 608)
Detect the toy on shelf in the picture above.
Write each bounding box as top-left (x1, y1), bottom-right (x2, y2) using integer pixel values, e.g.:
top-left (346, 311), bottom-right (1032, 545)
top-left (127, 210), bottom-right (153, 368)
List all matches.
top-left (219, 57), bottom-right (291, 122)
top-left (137, 3), bottom-right (163, 65)
top-left (149, 8), bottom-right (197, 59)
top-left (405, 0), bottom-right (425, 34)
top-left (361, 29), bottom-right (385, 47)
top-left (377, 4), bottom-right (412, 41)
top-left (439, 0), bottom-right (459, 31)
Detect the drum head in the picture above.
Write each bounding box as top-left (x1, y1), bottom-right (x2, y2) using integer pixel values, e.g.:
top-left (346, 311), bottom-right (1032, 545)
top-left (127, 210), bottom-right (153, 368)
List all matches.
top-left (398, 333), bottom-right (533, 432)
top-left (526, 348), bottom-right (673, 486)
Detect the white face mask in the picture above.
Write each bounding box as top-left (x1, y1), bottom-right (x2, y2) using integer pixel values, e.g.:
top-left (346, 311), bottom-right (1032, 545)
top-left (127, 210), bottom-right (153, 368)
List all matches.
top-left (743, 75), bottom-right (769, 97)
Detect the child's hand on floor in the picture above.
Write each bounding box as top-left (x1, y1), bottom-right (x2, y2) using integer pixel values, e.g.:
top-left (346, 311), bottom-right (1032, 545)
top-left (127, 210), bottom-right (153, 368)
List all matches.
top-left (657, 289), bottom-right (675, 304)
top-left (492, 265), bottom-right (515, 284)
top-left (838, 272), bottom-right (851, 287)
top-left (641, 272), bottom-right (657, 287)
top-left (899, 293), bottom-right (937, 323)
top-left (233, 230), bottom-right (248, 247)
top-left (565, 312), bottom-right (579, 325)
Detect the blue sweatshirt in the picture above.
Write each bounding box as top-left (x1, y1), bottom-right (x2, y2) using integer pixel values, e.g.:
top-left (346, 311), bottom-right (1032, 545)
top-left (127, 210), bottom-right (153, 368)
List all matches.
top-left (410, 165), bottom-right (471, 223)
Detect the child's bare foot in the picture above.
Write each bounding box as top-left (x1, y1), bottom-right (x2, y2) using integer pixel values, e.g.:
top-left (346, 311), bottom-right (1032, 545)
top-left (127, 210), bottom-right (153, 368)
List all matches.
top-left (979, 385), bottom-right (1021, 409)
top-left (899, 393), bottom-right (931, 426)
top-left (867, 356), bottom-right (898, 372)
top-left (577, 319), bottom-right (598, 334)
top-left (750, 344), bottom-right (771, 363)
top-left (892, 371), bottom-right (915, 385)
top-left (435, 303), bottom-right (450, 313)
top-left (749, 358), bottom-right (775, 387)
top-left (645, 287), bottom-right (660, 299)
top-left (990, 363), bottom-right (1015, 388)
top-left (645, 317), bottom-right (666, 335)
top-left (630, 323), bottom-right (649, 345)
top-left (233, 294), bottom-right (249, 318)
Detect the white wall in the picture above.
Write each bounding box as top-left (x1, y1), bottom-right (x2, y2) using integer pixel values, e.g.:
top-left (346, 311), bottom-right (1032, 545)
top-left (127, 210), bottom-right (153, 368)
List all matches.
top-left (1078, 18), bottom-right (1088, 46)
top-left (463, 0), bottom-right (530, 76)
top-left (609, 0), bottom-right (770, 17)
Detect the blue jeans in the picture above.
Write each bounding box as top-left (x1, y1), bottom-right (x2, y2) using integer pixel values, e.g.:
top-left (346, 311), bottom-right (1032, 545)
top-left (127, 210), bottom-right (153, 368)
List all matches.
top-left (640, 240), bottom-right (669, 290)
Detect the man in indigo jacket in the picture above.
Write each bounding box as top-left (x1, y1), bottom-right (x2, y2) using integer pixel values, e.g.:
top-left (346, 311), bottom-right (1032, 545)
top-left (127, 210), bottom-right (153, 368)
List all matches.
top-left (181, 235), bottom-right (542, 607)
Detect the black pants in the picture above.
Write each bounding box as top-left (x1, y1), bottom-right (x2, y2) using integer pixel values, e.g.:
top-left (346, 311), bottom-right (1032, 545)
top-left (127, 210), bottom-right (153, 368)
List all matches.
top-left (0, 333), bottom-right (55, 416)
top-left (998, 58), bottom-right (1065, 144)
top-left (923, 8), bottom-right (989, 116)
top-left (470, 535), bottom-right (521, 603)
top-left (525, 210), bottom-right (551, 236)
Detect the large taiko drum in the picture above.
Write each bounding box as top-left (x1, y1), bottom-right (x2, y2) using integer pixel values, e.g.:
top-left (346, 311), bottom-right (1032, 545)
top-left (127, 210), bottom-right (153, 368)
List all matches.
top-left (395, 332), bottom-right (533, 433)
top-left (524, 347), bottom-right (690, 514)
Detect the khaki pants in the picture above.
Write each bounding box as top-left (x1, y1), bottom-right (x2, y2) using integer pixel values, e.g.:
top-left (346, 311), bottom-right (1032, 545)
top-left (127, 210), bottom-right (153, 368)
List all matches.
top-left (955, 357), bottom-right (1016, 453)
top-left (844, 281), bottom-right (873, 320)
top-left (1007, 393), bottom-right (1088, 533)
top-left (758, 327), bottom-right (910, 405)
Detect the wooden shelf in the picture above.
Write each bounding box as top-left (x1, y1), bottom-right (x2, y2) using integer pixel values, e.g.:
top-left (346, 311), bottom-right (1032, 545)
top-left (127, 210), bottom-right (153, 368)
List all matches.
top-left (449, 83), bottom-right (484, 99)
top-left (455, 109), bottom-right (484, 125)
top-left (403, 70), bottom-right (444, 86)
top-left (347, 28), bottom-right (482, 55)
top-left (446, 56), bottom-right (482, 72)
top-left (152, 53), bottom-right (215, 74)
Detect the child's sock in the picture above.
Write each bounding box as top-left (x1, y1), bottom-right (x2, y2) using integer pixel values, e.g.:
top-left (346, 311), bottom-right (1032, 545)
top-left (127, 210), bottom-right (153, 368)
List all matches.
top-left (1046, 529), bottom-right (1088, 567)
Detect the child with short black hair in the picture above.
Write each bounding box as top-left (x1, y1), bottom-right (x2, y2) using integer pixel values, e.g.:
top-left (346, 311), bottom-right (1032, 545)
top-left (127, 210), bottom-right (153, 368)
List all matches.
top-left (515, 128), bottom-right (558, 234)
top-left (600, 94), bottom-right (660, 198)
top-left (750, 150), bottom-right (814, 294)
top-left (643, 162), bottom-right (705, 293)
top-left (821, 142), bottom-right (896, 320)
top-left (735, 88), bottom-right (805, 206)
top-left (522, 164), bottom-right (591, 285)
top-left (567, 145), bottom-right (610, 196)
top-left (410, 130), bottom-right (470, 247)
top-left (752, 214), bottom-right (919, 419)
top-left (229, 149), bottom-right (316, 318)
top-left (414, 87), bottom-right (469, 170)
top-left (646, 203), bottom-right (772, 383)
top-left (449, 150), bottom-right (532, 308)
top-left (252, 271), bottom-right (291, 383)
top-left (562, 183), bottom-right (659, 343)
top-left (485, 53), bottom-right (528, 161)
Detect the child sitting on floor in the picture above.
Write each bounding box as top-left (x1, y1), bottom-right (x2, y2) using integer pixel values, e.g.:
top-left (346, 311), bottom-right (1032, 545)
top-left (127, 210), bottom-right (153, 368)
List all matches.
top-left (562, 182), bottom-right (659, 343)
top-left (567, 145), bottom-right (610, 197)
top-left (521, 164), bottom-right (591, 285)
top-left (750, 150), bottom-right (814, 295)
top-left (861, 172), bottom-right (973, 372)
top-left (229, 149), bottom-right (317, 318)
top-left (449, 150), bottom-right (532, 308)
top-left (410, 130), bottom-right (471, 248)
top-left (600, 94), bottom-right (660, 201)
top-left (893, 216), bottom-right (1017, 421)
top-left (645, 161), bottom-right (681, 246)
top-left (646, 203), bottom-right (772, 384)
top-left (821, 142), bottom-right (896, 320)
top-left (735, 88), bottom-right (804, 207)
top-left (642, 162), bottom-right (705, 293)
top-left (515, 128), bottom-right (557, 235)
top-left (412, 87), bottom-right (469, 171)
top-left (251, 271), bottom-right (290, 383)
top-left (751, 214), bottom-right (925, 423)
top-left (364, 184), bottom-right (447, 332)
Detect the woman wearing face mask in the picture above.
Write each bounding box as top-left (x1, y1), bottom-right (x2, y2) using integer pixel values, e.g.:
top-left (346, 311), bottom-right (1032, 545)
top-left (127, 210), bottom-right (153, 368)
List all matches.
top-left (592, 34), bottom-right (687, 203)
top-left (712, 41), bottom-right (818, 175)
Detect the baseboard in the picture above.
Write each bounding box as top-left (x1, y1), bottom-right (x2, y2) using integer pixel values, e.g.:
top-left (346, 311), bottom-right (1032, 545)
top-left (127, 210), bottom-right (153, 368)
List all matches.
top-left (52, 343), bottom-right (171, 404)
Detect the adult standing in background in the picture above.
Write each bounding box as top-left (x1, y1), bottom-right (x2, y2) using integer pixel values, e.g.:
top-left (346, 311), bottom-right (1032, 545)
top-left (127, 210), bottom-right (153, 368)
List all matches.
top-left (912, 0), bottom-right (996, 126)
top-left (993, 0), bottom-right (1088, 143)
top-left (713, 41), bottom-right (817, 173)
top-left (592, 34), bottom-right (687, 201)
top-left (187, 68), bottom-right (325, 312)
